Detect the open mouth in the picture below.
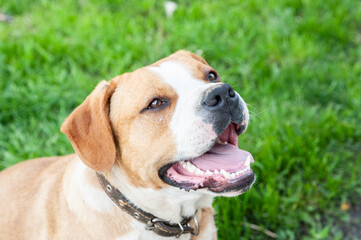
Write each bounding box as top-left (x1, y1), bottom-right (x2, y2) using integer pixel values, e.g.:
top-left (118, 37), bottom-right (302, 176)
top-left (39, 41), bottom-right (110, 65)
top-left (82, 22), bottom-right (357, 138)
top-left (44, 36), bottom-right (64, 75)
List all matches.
top-left (159, 122), bottom-right (255, 194)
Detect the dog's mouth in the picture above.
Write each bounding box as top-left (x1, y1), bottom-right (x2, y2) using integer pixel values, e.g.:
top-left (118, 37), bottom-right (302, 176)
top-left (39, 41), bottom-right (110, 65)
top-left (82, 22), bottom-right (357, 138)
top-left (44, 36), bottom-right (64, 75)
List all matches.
top-left (159, 122), bottom-right (255, 194)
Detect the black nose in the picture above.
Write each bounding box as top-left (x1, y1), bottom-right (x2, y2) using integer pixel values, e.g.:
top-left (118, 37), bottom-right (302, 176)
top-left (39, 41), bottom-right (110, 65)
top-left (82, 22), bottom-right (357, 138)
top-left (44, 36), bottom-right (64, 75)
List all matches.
top-left (202, 83), bottom-right (237, 111)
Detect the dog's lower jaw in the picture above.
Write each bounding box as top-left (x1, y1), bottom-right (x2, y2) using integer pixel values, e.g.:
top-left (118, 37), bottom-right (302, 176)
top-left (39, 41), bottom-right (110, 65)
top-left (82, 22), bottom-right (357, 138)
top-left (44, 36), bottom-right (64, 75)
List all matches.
top-left (65, 157), bottom-right (217, 239)
top-left (109, 164), bottom-right (214, 224)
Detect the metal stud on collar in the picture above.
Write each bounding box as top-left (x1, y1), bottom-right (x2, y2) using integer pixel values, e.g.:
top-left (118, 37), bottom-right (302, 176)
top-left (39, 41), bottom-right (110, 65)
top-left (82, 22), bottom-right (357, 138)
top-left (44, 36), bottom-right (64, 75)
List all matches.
top-left (97, 173), bottom-right (199, 238)
top-left (118, 199), bottom-right (125, 207)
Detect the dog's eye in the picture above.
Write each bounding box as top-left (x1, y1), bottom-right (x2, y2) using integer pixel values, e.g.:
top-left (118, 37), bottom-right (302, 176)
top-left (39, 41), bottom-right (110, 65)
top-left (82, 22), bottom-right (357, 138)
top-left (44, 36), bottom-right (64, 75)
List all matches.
top-left (207, 71), bottom-right (219, 82)
top-left (147, 99), bottom-right (165, 109)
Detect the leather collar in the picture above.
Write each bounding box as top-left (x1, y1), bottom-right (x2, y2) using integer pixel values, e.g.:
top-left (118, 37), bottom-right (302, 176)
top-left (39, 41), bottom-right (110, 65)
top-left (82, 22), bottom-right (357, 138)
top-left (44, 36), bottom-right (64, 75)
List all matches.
top-left (96, 173), bottom-right (199, 238)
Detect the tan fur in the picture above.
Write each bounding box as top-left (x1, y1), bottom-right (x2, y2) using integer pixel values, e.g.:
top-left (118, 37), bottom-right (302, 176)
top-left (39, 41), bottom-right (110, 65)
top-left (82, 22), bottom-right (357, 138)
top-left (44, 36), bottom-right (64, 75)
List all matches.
top-left (191, 208), bottom-right (217, 240)
top-left (0, 50), bottom-right (218, 240)
top-left (0, 155), bottom-right (134, 240)
top-left (152, 51), bottom-right (215, 82)
top-left (61, 80), bottom-right (117, 172)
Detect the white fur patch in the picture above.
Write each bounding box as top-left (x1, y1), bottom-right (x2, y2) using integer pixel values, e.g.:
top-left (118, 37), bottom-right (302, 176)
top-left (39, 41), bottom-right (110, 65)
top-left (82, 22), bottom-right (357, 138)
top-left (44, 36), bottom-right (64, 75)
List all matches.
top-left (110, 165), bottom-right (213, 223)
top-left (236, 91), bottom-right (249, 128)
top-left (66, 159), bottom-right (116, 213)
top-left (109, 165), bottom-right (214, 239)
top-left (149, 61), bottom-right (219, 161)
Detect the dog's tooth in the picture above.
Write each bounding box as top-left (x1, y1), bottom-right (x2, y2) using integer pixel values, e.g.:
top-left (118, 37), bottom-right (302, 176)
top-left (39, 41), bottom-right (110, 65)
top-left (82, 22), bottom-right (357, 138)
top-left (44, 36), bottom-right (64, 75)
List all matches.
top-left (183, 161), bottom-right (206, 176)
top-left (220, 169), bottom-right (231, 179)
top-left (231, 173), bottom-right (236, 178)
top-left (245, 155), bottom-right (250, 166)
top-left (181, 161), bottom-right (192, 172)
top-left (205, 170), bottom-right (213, 176)
top-left (187, 164), bottom-right (196, 171)
top-left (187, 162), bottom-right (195, 169)
top-left (217, 140), bottom-right (228, 145)
top-left (214, 169), bottom-right (219, 174)
top-left (187, 164), bottom-right (196, 173)
top-left (191, 165), bottom-right (197, 171)
top-left (195, 168), bottom-right (204, 175)
top-left (233, 166), bottom-right (251, 176)
top-left (180, 162), bottom-right (187, 169)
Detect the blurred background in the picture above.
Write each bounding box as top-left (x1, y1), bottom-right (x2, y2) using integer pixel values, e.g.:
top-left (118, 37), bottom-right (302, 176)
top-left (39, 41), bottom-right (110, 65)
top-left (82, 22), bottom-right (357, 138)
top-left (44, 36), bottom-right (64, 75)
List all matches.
top-left (0, 0), bottom-right (360, 239)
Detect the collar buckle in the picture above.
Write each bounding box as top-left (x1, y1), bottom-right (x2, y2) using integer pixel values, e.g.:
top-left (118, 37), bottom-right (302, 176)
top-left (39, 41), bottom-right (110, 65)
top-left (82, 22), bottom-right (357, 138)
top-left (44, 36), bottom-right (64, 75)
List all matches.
top-left (175, 221), bottom-right (185, 238)
top-left (190, 215), bottom-right (199, 236)
top-left (145, 217), bottom-right (165, 231)
top-left (146, 216), bottom-right (198, 238)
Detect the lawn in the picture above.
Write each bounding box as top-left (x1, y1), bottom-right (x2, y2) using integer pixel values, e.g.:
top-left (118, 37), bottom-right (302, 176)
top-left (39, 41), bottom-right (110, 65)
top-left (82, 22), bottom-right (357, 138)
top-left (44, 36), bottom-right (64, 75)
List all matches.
top-left (1, 0), bottom-right (361, 239)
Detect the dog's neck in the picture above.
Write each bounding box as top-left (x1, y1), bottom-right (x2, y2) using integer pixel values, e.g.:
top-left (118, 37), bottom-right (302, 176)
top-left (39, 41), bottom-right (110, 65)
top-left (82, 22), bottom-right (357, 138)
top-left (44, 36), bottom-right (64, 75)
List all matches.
top-left (65, 157), bottom-right (213, 224)
top-left (109, 165), bottom-right (214, 223)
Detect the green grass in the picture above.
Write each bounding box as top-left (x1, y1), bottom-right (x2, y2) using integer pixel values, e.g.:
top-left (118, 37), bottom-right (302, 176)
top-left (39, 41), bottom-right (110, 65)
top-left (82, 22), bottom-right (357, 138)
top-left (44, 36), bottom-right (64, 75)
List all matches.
top-left (1, 0), bottom-right (361, 239)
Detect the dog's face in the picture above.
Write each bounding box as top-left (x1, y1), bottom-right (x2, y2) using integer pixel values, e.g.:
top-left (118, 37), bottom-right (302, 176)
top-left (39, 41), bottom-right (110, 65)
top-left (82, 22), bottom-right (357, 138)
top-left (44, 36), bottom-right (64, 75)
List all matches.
top-left (61, 50), bottom-right (254, 197)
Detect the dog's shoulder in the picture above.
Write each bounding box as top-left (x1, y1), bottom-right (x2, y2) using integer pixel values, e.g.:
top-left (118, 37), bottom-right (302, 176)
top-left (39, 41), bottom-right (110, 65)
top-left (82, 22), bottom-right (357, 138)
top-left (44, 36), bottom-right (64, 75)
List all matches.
top-left (0, 154), bottom-right (75, 238)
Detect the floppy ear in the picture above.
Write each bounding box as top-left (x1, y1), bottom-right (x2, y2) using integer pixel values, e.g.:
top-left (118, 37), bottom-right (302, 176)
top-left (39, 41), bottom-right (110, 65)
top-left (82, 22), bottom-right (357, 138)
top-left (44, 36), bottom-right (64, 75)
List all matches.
top-left (61, 81), bottom-right (117, 172)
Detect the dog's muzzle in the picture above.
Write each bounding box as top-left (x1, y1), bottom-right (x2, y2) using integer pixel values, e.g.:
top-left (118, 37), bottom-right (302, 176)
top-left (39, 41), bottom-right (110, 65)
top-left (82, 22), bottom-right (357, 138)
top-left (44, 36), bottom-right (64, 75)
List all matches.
top-left (200, 83), bottom-right (246, 135)
top-left (158, 83), bottom-right (254, 195)
top-left (202, 83), bottom-right (238, 112)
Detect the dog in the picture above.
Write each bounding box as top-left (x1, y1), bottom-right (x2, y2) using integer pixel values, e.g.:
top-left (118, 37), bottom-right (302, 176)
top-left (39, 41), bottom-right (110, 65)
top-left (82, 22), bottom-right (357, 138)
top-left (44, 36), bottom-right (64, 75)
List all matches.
top-left (0, 50), bottom-right (255, 240)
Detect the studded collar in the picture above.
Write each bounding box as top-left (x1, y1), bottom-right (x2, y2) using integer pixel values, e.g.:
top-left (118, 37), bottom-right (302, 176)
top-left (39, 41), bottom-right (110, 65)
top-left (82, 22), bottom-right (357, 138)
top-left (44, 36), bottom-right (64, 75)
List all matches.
top-left (96, 173), bottom-right (199, 238)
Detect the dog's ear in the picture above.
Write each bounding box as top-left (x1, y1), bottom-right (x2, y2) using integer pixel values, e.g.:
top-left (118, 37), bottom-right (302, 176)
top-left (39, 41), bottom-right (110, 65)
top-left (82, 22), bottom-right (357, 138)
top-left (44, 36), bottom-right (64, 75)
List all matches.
top-left (61, 81), bottom-right (117, 172)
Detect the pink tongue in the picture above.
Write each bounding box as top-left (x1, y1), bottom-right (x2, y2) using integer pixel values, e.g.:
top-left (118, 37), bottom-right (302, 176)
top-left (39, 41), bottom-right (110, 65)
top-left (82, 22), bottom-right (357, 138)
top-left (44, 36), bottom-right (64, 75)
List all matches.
top-left (190, 144), bottom-right (254, 172)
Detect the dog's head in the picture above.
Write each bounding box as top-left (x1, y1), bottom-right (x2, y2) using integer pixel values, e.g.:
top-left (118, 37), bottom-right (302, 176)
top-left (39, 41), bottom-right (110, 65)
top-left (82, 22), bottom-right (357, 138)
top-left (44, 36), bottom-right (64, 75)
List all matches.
top-left (61, 50), bottom-right (254, 197)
